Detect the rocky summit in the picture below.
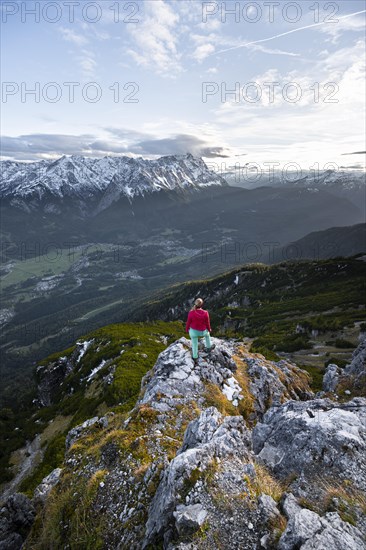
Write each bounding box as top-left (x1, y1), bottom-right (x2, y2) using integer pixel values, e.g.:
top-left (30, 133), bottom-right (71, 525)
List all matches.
top-left (1, 336), bottom-right (366, 549)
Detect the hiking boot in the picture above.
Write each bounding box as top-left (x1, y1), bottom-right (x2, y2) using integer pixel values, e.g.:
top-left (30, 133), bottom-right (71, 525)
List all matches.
top-left (204, 344), bottom-right (216, 353)
top-left (193, 357), bottom-right (199, 366)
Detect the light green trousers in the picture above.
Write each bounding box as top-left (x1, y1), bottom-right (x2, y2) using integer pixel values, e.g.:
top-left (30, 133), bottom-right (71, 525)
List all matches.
top-left (188, 328), bottom-right (212, 359)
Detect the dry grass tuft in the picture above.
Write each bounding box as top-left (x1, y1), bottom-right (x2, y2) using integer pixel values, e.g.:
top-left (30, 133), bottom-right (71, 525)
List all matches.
top-left (203, 382), bottom-right (238, 416)
top-left (245, 463), bottom-right (284, 503)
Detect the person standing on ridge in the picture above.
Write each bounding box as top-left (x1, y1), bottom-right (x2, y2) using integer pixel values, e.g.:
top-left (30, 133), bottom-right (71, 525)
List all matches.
top-left (186, 298), bottom-right (215, 365)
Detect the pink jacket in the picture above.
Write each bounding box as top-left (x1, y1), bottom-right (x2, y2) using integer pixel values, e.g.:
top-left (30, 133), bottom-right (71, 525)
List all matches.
top-left (186, 308), bottom-right (211, 332)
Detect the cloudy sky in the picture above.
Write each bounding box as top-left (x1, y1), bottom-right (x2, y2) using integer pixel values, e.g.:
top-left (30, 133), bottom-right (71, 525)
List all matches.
top-left (1, 0), bottom-right (365, 172)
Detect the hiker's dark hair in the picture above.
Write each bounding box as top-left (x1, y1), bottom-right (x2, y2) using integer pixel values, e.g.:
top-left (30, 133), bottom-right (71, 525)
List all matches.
top-left (191, 298), bottom-right (204, 311)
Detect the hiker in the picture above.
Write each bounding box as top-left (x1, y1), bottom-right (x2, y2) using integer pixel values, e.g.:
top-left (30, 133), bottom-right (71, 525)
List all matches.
top-left (185, 298), bottom-right (215, 364)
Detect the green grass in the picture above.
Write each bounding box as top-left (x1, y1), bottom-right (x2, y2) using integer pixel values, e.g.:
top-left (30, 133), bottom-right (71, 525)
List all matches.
top-left (298, 364), bottom-right (325, 392)
top-left (25, 469), bottom-right (108, 549)
top-left (0, 246), bottom-right (89, 289)
top-left (1, 320), bottom-right (184, 494)
top-left (334, 338), bottom-right (355, 349)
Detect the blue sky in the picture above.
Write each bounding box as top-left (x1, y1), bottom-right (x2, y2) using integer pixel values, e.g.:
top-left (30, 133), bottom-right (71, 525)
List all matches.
top-left (1, 0), bottom-right (365, 172)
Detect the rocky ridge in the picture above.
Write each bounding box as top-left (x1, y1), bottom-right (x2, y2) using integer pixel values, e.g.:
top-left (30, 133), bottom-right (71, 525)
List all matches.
top-left (1, 336), bottom-right (365, 549)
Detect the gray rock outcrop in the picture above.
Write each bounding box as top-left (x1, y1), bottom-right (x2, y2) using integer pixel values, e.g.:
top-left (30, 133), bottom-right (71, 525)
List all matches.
top-left (323, 363), bottom-right (340, 392)
top-left (143, 406), bottom-right (252, 547)
top-left (139, 337), bottom-right (238, 413)
top-left (278, 509), bottom-right (365, 550)
top-left (65, 416), bottom-right (108, 450)
top-left (36, 356), bottom-right (74, 406)
top-left (253, 398), bottom-right (366, 493)
top-left (173, 504), bottom-right (208, 537)
top-left (337, 336), bottom-right (366, 395)
top-left (33, 468), bottom-right (63, 504)
top-left (246, 356), bottom-right (314, 421)
top-left (344, 336), bottom-right (366, 378)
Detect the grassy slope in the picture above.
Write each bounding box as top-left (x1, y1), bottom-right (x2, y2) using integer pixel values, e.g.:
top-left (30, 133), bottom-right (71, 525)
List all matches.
top-left (0, 321), bottom-right (184, 490)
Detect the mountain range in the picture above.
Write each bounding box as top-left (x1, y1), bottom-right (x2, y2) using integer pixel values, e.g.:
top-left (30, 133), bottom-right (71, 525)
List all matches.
top-left (0, 154), bottom-right (227, 216)
top-left (223, 167), bottom-right (366, 218)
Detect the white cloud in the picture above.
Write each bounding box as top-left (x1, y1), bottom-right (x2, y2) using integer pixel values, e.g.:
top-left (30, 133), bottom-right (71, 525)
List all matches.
top-left (76, 49), bottom-right (98, 78)
top-left (126, 0), bottom-right (182, 77)
top-left (80, 22), bottom-right (111, 41)
top-left (197, 18), bottom-right (221, 31)
top-left (212, 39), bottom-right (365, 167)
top-left (317, 12), bottom-right (366, 43)
top-left (192, 43), bottom-right (215, 62)
top-left (1, 129), bottom-right (231, 161)
top-left (59, 27), bottom-right (88, 46)
top-left (58, 26), bottom-right (100, 78)
top-left (216, 39), bottom-right (365, 110)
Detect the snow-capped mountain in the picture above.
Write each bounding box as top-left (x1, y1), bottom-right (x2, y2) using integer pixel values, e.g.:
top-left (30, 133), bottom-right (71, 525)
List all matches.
top-left (288, 168), bottom-right (366, 191)
top-left (223, 167), bottom-right (366, 191)
top-left (222, 167), bottom-right (366, 215)
top-left (0, 153), bottom-right (228, 215)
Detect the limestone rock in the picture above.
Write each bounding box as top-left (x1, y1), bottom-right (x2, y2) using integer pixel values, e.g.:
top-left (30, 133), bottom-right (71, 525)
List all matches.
top-left (173, 504), bottom-right (208, 537)
top-left (278, 510), bottom-right (365, 550)
top-left (33, 468), bottom-right (63, 503)
top-left (246, 356), bottom-right (313, 421)
top-left (281, 493), bottom-right (302, 519)
top-left (258, 494), bottom-right (280, 523)
top-left (252, 398), bottom-right (366, 493)
top-left (10, 336), bottom-right (366, 549)
top-left (344, 336), bottom-right (366, 378)
top-left (36, 355), bottom-right (75, 406)
top-left (143, 406), bottom-right (251, 547)
top-left (323, 364), bottom-right (340, 392)
top-left (337, 337), bottom-right (366, 395)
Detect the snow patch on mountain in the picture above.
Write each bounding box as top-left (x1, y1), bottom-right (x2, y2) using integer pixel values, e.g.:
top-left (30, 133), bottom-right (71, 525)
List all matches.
top-left (0, 154), bottom-right (227, 206)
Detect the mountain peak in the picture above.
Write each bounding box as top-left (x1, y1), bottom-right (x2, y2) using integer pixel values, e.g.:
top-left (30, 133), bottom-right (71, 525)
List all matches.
top-left (0, 153), bottom-right (227, 213)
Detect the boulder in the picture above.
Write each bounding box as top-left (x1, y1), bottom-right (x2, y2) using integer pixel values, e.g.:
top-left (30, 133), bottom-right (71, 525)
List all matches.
top-left (252, 398), bottom-right (366, 492)
top-left (245, 356), bottom-right (313, 421)
top-left (280, 493), bottom-right (302, 519)
top-left (258, 494), bottom-right (280, 523)
top-left (173, 504), bottom-right (208, 537)
top-left (344, 337), bottom-right (366, 378)
top-left (278, 510), bottom-right (364, 550)
top-left (33, 468), bottom-right (63, 504)
top-left (278, 508), bottom-right (322, 548)
top-left (338, 337), bottom-right (366, 395)
top-left (323, 364), bottom-right (340, 392)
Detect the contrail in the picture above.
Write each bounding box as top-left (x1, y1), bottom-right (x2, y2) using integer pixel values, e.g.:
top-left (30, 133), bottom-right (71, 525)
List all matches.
top-left (211, 9), bottom-right (366, 56)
